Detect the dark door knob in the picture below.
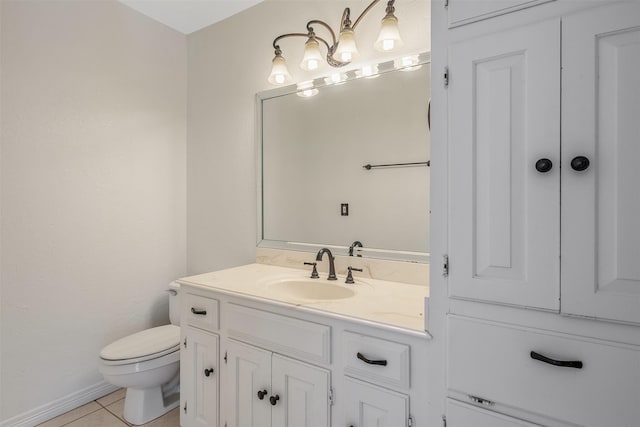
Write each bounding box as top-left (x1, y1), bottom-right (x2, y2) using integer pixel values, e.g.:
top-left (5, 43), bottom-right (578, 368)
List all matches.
top-left (269, 394), bottom-right (280, 406)
top-left (257, 390), bottom-right (268, 400)
top-left (204, 368), bottom-right (214, 377)
top-left (535, 158), bottom-right (553, 173)
top-left (570, 156), bottom-right (590, 171)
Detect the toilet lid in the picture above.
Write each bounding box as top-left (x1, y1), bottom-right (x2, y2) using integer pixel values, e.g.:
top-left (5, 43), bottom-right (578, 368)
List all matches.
top-left (100, 325), bottom-right (180, 361)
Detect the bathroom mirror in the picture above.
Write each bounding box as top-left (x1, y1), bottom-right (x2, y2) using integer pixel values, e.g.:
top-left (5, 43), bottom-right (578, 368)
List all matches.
top-left (257, 53), bottom-right (430, 262)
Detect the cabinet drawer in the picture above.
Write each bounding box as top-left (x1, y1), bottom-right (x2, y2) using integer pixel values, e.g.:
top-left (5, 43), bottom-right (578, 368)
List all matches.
top-left (342, 331), bottom-right (410, 390)
top-left (225, 303), bottom-right (330, 365)
top-left (447, 399), bottom-right (541, 427)
top-left (184, 293), bottom-right (219, 331)
top-left (448, 315), bottom-right (640, 427)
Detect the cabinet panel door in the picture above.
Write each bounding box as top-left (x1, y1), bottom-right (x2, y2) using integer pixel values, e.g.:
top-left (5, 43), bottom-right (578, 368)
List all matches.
top-left (449, 19), bottom-right (560, 309)
top-left (344, 377), bottom-right (408, 427)
top-left (446, 399), bottom-right (541, 427)
top-left (562, 2), bottom-right (640, 324)
top-left (271, 355), bottom-right (330, 427)
top-left (222, 340), bottom-right (271, 427)
top-left (181, 327), bottom-right (218, 427)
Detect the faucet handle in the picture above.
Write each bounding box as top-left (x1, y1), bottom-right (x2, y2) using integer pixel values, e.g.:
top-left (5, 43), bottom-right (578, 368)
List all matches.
top-left (345, 266), bottom-right (363, 284)
top-left (304, 262), bottom-right (319, 279)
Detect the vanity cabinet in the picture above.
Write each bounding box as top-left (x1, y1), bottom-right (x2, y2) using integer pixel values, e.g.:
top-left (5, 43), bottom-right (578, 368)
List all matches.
top-left (180, 327), bottom-right (219, 427)
top-left (178, 277), bottom-right (430, 427)
top-left (448, 1), bottom-right (640, 324)
top-left (180, 292), bottom-right (221, 427)
top-left (221, 339), bottom-right (330, 427)
top-left (343, 377), bottom-right (409, 427)
top-left (342, 332), bottom-right (411, 427)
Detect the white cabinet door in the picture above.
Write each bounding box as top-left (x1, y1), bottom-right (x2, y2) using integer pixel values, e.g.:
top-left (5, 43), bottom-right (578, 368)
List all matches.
top-left (446, 399), bottom-right (541, 427)
top-left (449, 19), bottom-right (561, 310)
top-left (561, 2), bottom-right (640, 324)
top-left (222, 340), bottom-right (271, 427)
top-left (180, 327), bottom-right (218, 427)
top-left (271, 355), bottom-right (330, 427)
top-left (344, 377), bottom-right (408, 427)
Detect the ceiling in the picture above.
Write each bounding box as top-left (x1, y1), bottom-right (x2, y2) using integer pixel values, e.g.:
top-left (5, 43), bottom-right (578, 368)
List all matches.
top-left (118, 0), bottom-right (264, 34)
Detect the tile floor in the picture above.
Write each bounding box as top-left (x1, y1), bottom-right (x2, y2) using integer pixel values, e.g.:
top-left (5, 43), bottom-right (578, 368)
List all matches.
top-left (36, 389), bottom-right (179, 427)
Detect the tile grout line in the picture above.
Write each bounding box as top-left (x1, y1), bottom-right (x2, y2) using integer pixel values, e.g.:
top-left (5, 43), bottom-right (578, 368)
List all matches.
top-left (56, 402), bottom-right (103, 427)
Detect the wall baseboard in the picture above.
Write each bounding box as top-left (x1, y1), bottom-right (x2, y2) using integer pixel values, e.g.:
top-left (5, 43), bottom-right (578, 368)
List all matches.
top-left (0, 381), bottom-right (119, 427)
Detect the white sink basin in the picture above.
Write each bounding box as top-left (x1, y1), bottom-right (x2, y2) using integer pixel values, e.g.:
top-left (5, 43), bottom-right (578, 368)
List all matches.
top-left (267, 279), bottom-right (355, 300)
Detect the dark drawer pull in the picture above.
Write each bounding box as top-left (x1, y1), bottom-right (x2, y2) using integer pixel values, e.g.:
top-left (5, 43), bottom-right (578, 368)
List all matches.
top-left (357, 352), bottom-right (387, 366)
top-left (191, 307), bottom-right (207, 316)
top-left (530, 351), bottom-right (583, 369)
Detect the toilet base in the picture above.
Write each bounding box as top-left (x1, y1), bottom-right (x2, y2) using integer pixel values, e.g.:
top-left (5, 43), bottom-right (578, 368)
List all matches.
top-left (123, 385), bottom-right (180, 425)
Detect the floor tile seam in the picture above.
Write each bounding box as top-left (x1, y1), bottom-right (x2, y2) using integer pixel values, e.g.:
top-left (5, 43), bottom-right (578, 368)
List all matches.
top-left (102, 408), bottom-right (131, 427)
top-left (56, 404), bottom-right (104, 427)
top-left (96, 396), bottom-right (124, 409)
top-left (103, 402), bottom-right (132, 426)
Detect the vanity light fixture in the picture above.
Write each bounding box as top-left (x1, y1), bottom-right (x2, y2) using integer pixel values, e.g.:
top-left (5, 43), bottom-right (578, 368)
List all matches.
top-left (268, 0), bottom-right (403, 86)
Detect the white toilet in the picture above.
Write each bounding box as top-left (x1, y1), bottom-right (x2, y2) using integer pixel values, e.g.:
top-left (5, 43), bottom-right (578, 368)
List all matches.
top-left (99, 282), bottom-right (181, 425)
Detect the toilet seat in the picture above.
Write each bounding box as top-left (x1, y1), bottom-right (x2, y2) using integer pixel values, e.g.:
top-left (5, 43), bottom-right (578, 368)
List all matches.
top-left (100, 325), bottom-right (180, 366)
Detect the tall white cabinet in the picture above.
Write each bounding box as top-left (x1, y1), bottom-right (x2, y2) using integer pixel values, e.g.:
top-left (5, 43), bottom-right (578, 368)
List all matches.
top-left (561, 4), bottom-right (640, 324)
top-left (442, 1), bottom-right (640, 426)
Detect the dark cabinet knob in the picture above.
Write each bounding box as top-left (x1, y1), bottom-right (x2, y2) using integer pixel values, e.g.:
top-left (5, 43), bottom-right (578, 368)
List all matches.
top-left (269, 395), bottom-right (280, 406)
top-left (204, 368), bottom-right (214, 377)
top-left (257, 390), bottom-right (268, 400)
top-left (535, 158), bottom-right (553, 173)
top-left (570, 156), bottom-right (590, 171)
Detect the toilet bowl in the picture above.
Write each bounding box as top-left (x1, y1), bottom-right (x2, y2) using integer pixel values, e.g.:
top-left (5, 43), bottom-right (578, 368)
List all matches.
top-left (99, 283), bottom-right (181, 425)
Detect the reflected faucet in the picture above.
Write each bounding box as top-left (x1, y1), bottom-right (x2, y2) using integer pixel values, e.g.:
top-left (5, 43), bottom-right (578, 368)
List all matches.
top-left (349, 241), bottom-right (363, 257)
top-left (315, 248), bottom-right (337, 281)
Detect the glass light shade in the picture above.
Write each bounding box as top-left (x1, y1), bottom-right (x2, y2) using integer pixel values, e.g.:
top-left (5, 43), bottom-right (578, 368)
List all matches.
top-left (268, 53), bottom-right (293, 85)
top-left (300, 38), bottom-right (324, 71)
top-left (374, 14), bottom-right (403, 52)
top-left (335, 28), bottom-right (359, 62)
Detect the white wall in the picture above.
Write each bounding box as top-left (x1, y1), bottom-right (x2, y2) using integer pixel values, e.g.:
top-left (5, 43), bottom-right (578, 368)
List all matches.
top-left (187, 0), bottom-right (430, 274)
top-left (0, 1), bottom-right (187, 423)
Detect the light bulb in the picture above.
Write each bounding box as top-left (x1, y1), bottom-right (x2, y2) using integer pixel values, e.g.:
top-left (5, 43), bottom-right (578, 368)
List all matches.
top-left (335, 27), bottom-right (358, 63)
top-left (268, 51), bottom-right (292, 86)
top-left (374, 13), bottom-right (403, 52)
top-left (300, 37), bottom-right (324, 71)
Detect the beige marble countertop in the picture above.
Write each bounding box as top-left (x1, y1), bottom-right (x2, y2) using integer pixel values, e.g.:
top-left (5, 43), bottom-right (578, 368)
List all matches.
top-left (177, 263), bottom-right (429, 334)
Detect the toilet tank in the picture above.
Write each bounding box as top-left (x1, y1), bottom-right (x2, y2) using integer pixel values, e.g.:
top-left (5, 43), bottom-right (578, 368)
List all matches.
top-left (168, 281), bottom-right (181, 325)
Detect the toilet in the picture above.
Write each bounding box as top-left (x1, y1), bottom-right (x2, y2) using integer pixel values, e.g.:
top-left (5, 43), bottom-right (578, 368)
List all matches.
top-left (99, 282), bottom-right (181, 425)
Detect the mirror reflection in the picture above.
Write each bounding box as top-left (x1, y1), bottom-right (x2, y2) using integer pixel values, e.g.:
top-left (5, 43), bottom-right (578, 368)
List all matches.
top-left (259, 55), bottom-right (430, 261)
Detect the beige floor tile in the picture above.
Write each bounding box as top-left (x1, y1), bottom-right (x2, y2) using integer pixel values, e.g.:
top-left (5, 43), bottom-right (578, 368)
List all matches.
top-left (37, 401), bottom-right (102, 427)
top-left (142, 408), bottom-right (180, 427)
top-left (97, 389), bottom-right (126, 407)
top-left (105, 399), bottom-right (132, 426)
top-left (64, 409), bottom-right (128, 427)
top-left (105, 400), bottom-right (179, 427)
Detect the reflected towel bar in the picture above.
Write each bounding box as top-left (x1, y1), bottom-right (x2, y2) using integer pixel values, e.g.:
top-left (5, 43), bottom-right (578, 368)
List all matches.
top-left (363, 161), bottom-right (430, 170)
